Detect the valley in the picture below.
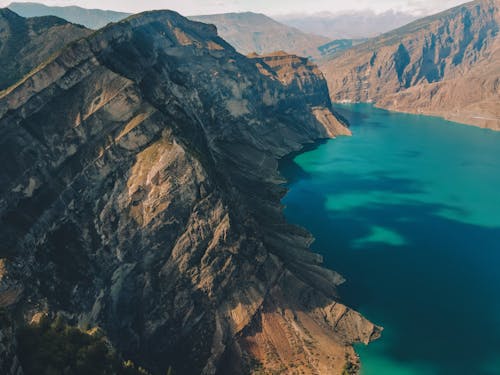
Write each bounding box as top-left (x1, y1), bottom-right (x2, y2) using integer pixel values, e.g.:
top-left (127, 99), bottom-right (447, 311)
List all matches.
top-left (0, 1), bottom-right (499, 374)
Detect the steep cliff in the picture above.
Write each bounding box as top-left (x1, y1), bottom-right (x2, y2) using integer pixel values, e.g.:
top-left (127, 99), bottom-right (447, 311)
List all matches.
top-left (321, 0), bottom-right (500, 129)
top-left (0, 8), bottom-right (91, 90)
top-left (249, 51), bottom-right (351, 137)
top-left (0, 10), bottom-right (377, 375)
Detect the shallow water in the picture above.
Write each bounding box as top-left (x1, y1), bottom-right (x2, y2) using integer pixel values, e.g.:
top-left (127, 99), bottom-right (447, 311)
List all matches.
top-left (280, 104), bottom-right (500, 375)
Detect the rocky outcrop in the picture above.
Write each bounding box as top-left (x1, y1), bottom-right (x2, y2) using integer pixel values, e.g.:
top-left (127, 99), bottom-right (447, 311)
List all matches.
top-left (0, 8), bottom-right (91, 91)
top-left (249, 51), bottom-right (351, 137)
top-left (321, 0), bottom-right (500, 129)
top-left (0, 10), bottom-right (376, 375)
top-left (189, 12), bottom-right (329, 58)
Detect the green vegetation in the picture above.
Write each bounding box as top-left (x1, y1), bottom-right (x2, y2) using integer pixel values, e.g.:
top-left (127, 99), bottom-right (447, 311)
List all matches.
top-left (17, 315), bottom-right (150, 375)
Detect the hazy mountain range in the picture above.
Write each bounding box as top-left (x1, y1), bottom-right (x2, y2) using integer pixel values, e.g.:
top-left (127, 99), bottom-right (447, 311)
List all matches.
top-left (189, 12), bottom-right (329, 57)
top-left (275, 10), bottom-right (419, 39)
top-left (9, 1), bottom-right (129, 29)
top-left (6, 2), bottom-right (418, 58)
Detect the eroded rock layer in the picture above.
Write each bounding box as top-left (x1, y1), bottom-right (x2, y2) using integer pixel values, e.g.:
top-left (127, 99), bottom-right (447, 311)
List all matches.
top-left (0, 8), bottom-right (91, 91)
top-left (321, 0), bottom-right (500, 129)
top-left (0, 10), bottom-right (377, 375)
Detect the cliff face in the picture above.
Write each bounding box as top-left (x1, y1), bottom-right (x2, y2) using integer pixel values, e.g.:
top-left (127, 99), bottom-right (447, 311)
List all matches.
top-left (0, 8), bottom-right (91, 90)
top-left (0, 10), bottom-right (377, 375)
top-left (189, 13), bottom-right (329, 58)
top-left (321, 0), bottom-right (500, 129)
top-left (249, 51), bottom-right (351, 137)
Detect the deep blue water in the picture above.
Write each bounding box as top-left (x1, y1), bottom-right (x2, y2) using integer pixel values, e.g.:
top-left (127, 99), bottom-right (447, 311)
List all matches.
top-left (280, 104), bottom-right (500, 375)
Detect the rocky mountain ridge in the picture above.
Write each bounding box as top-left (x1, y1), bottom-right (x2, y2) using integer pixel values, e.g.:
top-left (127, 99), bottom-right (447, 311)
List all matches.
top-left (0, 8), bottom-right (90, 90)
top-left (0, 9), bottom-right (378, 375)
top-left (321, 0), bottom-right (500, 129)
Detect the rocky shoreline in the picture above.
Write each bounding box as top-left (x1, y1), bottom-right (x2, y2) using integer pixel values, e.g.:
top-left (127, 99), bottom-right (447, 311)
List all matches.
top-left (0, 10), bottom-right (379, 375)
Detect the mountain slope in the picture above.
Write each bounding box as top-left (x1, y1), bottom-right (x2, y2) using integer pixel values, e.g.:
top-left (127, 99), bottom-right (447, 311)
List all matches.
top-left (190, 12), bottom-right (329, 57)
top-left (8, 2), bottom-right (130, 29)
top-left (0, 10), bottom-right (378, 375)
top-left (321, 0), bottom-right (500, 129)
top-left (0, 8), bottom-right (91, 90)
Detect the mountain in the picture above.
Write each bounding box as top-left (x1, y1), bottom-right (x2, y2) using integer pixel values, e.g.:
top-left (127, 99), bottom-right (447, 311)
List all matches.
top-left (8, 2), bottom-right (130, 29)
top-left (275, 10), bottom-right (419, 39)
top-left (321, 0), bottom-right (500, 129)
top-left (0, 8), bottom-right (90, 90)
top-left (189, 12), bottom-right (329, 57)
top-left (0, 9), bottom-right (379, 375)
top-left (4, 4), bottom-right (341, 58)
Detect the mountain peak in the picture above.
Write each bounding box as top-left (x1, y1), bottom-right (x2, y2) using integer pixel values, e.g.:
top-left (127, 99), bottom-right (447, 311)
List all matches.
top-left (0, 5), bottom-right (370, 375)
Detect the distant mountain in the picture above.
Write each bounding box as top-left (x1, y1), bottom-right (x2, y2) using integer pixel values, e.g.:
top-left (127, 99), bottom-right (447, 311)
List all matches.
top-left (276, 10), bottom-right (419, 39)
top-left (8, 2), bottom-right (130, 29)
top-left (321, 0), bottom-right (500, 129)
top-left (189, 12), bottom-right (329, 57)
top-left (0, 8), bottom-right (90, 90)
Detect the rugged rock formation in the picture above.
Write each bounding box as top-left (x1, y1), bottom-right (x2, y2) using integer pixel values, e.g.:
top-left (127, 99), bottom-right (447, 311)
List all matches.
top-left (0, 10), bottom-right (377, 375)
top-left (189, 12), bottom-right (329, 58)
top-left (0, 8), bottom-right (91, 90)
top-left (8, 2), bottom-right (130, 29)
top-left (249, 51), bottom-right (351, 137)
top-left (321, 0), bottom-right (500, 129)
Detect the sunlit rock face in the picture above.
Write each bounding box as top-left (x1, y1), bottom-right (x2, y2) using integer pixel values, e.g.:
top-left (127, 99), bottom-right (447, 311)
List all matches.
top-left (0, 10), bottom-right (377, 375)
top-left (321, 0), bottom-right (500, 129)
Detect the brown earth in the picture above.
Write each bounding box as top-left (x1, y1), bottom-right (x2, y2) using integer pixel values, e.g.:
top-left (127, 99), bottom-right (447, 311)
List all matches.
top-left (321, 0), bottom-right (500, 129)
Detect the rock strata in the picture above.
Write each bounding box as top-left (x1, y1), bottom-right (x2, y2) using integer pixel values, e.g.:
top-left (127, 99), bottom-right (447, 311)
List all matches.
top-left (0, 10), bottom-right (377, 375)
top-left (0, 8), bottom-right (91, 91)
top-left (321, 0), bottom-right (500, 129)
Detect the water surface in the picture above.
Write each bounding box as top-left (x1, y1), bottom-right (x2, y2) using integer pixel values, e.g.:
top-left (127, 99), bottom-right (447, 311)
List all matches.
top-left (280, 104), bottom-right (500, 375)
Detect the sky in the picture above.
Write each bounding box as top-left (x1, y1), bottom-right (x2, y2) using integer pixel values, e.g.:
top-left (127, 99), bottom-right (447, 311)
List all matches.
top-left (0, 0), bottom-right (469, 16)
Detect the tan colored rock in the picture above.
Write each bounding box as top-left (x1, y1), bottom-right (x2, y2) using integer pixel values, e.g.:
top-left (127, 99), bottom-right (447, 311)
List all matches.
top-left (321, 0), bottom-right (500, 130)
top-left (0, 10), bottom-right (374, 375)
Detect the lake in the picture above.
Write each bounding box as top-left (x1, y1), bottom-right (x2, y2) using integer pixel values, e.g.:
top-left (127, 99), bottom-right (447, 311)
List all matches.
top-left (280, 104), bottom-right (500, 375)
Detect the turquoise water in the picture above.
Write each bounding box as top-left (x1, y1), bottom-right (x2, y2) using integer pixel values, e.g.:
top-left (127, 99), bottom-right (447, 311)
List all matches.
top-left (280, 104), bottom-right (500, 375)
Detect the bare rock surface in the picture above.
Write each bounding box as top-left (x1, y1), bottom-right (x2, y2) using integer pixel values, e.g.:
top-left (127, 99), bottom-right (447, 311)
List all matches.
top-left (0, 8), bottom-right (91, 91)
top-left (0, 10), bottom-right (376, 375)
top-left (321, 0), bottom-right (500, 129)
